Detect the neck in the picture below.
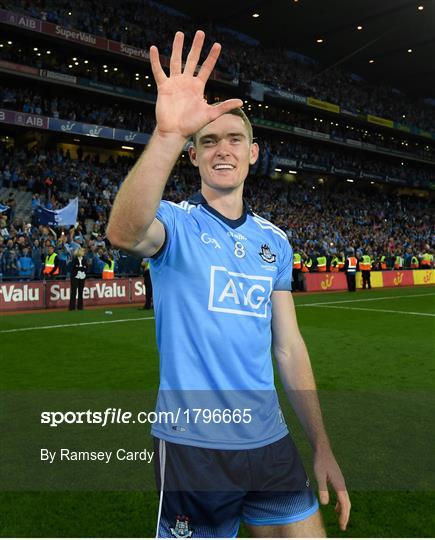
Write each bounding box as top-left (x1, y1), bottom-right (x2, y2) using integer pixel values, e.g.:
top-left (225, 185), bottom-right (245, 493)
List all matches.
top-left (201, 185), bottom-right (244, 220)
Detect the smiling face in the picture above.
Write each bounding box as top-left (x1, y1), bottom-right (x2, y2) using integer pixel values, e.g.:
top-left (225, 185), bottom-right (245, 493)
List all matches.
top-left (189, 113), bottom-right (259, 194)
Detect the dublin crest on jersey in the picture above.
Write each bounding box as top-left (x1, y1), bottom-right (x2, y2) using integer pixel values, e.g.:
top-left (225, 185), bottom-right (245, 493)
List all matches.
top-left (259, 244), bottom-right (276, 263)
top-left (170, 516), bottom-right (193, 538)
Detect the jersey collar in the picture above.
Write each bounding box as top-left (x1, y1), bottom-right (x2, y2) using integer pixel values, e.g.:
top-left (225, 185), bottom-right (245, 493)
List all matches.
top-left (188, 192), bottom-right (252, 229)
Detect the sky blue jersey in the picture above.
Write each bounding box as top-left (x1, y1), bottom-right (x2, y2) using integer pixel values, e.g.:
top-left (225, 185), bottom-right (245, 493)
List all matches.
top-left (150, 193), bottom-right (293, 449)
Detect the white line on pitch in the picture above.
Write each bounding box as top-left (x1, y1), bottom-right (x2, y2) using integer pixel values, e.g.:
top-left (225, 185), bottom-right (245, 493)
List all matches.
top-left (0, 316), bottom-right (155, 334)
top-left (307, 305), bottom-right (434, 317)
top-left (298, 292), bottom-right (435, 307)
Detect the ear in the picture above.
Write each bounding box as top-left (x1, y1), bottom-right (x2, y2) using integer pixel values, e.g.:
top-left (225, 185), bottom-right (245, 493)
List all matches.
top-left (249, 142), bottom-right (260, 165)
top-left (188, 145), bottom-right (199, 167)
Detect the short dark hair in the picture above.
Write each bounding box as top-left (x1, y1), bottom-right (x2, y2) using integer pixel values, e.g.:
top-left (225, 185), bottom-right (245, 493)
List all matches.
top-left (191, 106), bottom-right (253, 146)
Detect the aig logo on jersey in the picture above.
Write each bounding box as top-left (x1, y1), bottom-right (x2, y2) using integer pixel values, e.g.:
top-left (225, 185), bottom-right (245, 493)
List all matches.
top-left (208, 266), bottom-right (272, 318)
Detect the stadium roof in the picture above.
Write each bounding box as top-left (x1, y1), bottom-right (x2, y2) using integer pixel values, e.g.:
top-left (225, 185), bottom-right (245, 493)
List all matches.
top-left (160, 0), bottom-right (435, 98)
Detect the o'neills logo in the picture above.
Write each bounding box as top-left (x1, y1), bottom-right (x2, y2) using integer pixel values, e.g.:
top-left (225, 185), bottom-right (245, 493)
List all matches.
top-left (0, 284), bottom-right (40, 302)
top-left (50, 282), bottom-right (127, 300)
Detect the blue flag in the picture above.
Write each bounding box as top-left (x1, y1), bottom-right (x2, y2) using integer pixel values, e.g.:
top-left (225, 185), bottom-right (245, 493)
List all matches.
top-left (0, 203), bottom-right (9, 213)
top-left (35, 198), bottom-right (78, 227)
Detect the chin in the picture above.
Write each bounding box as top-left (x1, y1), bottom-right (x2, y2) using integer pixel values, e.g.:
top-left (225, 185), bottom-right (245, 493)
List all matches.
top-left (203, 172), bottom-right (245, 191)
top-left (209, 180), bottom-right (243, 192)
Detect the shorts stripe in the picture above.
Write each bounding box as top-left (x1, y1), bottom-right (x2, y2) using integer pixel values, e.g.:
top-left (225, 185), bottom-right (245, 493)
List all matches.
top-left (155, 439), bottom-right (166, 538)
top-left (243, 498), bottom-right (319, 526)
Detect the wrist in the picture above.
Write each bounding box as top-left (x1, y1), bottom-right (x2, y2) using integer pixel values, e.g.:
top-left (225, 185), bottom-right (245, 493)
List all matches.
top-left (154, 127), bottom-right (189, 147)
top-left (312, 437), bottom-right (332, 455)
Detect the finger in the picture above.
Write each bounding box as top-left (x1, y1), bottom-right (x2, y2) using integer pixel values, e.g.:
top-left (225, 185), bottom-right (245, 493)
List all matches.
top-left (207, 99), bottom-right (244, 122)
top-left (170, 31), bottom-right (184, 76)
top-left (197, 42), bottom-right (221, 83)
top-left (184, 30), bottom-right (205, 75)
top-left (149, 46), bottom-right (167, 86)
top-left (316, 471), bottom-right (329, 505)
top-left (336, 491), bottom-right (351, 531)
top-left (318, 488), bottom-right (329, 505)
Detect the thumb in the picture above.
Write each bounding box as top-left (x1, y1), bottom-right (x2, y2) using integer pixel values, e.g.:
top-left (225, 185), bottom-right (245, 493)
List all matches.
top-left (208, 99), bottom-right (244, 122)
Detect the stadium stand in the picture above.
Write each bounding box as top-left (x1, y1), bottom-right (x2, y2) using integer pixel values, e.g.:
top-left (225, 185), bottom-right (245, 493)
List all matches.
top-left (2, 0), bottom-right (435, 129)
top-left (0, 0), bottom-right (433, 284)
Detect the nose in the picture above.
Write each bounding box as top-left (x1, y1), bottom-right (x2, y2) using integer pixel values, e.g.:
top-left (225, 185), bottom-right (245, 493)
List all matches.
top-left (215, 139), bottom-right (231, 157)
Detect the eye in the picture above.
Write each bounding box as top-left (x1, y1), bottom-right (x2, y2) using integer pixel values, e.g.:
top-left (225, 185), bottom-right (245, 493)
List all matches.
top-left (231, 137), bottom-right (241, 143)
top-left (202, 138), bottom-right (216, 146)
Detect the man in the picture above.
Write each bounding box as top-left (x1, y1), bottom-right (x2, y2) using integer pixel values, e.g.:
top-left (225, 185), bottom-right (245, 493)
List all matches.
top-left (420, 249), bottom-right (433, 268)
top-left (102, 251), bottom-right (115, 279)
top-left (107, 31), bottom-right (350, 538)
top-left (17, 246), bottom-right (35, 280)
top-left (344, 249), bottom-right (358, 292)
top-left (330, 255), bottom-right (339, 272)
top-left (359, 252), bottom-right (372, 290)
top-left (393, 252), bottom-right (404, 270)
top-left (302, 251), bottom-right (313, 273)
top-left (337, 252), bottom-right (346, 272)
top-left (410, 253), bottom-right (419, 269)
top-left (141, 258), bottom-right (153, 309)
top-left (292, 250), bottom-right (303, 291)
top-left (42, 244), bottom-right (60, 279)
top-left (315, 251), bottom-right (327, 272)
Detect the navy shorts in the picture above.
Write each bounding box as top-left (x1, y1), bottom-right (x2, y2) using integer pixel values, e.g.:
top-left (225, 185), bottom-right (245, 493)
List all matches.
top-left (154, 434), bottom-right (319, 538)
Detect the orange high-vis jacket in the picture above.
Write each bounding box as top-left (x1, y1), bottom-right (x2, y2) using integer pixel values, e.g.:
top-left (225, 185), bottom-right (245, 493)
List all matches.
top-left (102, 260), bottom-right (115, 279)
top-left (43, 253), bottom-right (59, 275)
top-left (346, 256), bottom-right (358, 272)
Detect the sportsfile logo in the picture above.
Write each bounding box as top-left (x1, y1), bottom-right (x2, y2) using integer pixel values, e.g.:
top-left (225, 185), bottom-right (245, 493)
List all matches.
top-left (208, 266), bottom-right (272, 318)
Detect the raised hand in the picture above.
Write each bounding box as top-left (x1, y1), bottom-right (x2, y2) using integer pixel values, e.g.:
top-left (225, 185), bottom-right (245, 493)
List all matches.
top-left (149, 31), bottom-right (243, 139)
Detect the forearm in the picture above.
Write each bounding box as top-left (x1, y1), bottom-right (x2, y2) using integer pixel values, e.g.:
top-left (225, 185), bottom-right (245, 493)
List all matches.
top-left (275, 337), bottom-right (330, 452)
top-left (106, 129), bottom-right (187, 249)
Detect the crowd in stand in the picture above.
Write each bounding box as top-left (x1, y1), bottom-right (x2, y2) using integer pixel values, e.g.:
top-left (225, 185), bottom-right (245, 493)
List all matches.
top-left (255, 105), bottom-right (435, 160)
top-left (2, 85), bottom-right (435, 164)
top-left (0, 86), bottom-right (156, 133)
top-left (0, 137), bottom-right (433, 206)
top-left (1, 84), bottom-right (434, 186)
top-left (2, 0), bottom-right (435, 130)
top-left (244, 177), bottom-right (434, 269)
top-left (0, 35), bottom-right (150, 92)
top-left (0, 143), bottom-right (433, 281)
top-left (268, 137), bottom-right (434, 183)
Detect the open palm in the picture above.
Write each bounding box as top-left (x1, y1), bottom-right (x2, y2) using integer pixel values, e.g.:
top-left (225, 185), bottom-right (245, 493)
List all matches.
top-left (150, 31), bottom-right (243, 139)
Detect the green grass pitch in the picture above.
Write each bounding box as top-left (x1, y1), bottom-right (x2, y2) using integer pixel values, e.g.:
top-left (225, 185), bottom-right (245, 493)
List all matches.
top-left (0, 285), bottom-right (434, 537)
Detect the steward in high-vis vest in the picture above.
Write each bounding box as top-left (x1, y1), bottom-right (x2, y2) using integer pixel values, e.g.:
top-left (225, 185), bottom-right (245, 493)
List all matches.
top-left (344, 252), bottom-right (358, 292)
top-left (420, 251), bottom-right (433, 268)
top-left (302, 257), bottom-right (313, 273)
top-left (410, 256), bottom-right (419, 269)
top-left (42, 245), bottom-right (60, 279)
top-left (316, 255), bottom-right (327, 272)
top-left (359, 253), bottom-right (372, 289)
top-left (292, 252), bottom-right (303, 291)
top-left (293, 252), bottom-right (302, 270)
top-left (380, 255), bottom-right (387, 270)
top-left (337, 253), bottom-right (345, 271)
top-left (102, 255), bottom-right (115, 279)
top-left (330, 256), bottom-right (339, 272)
top-left (394, 255), bottom-right (404, 270)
